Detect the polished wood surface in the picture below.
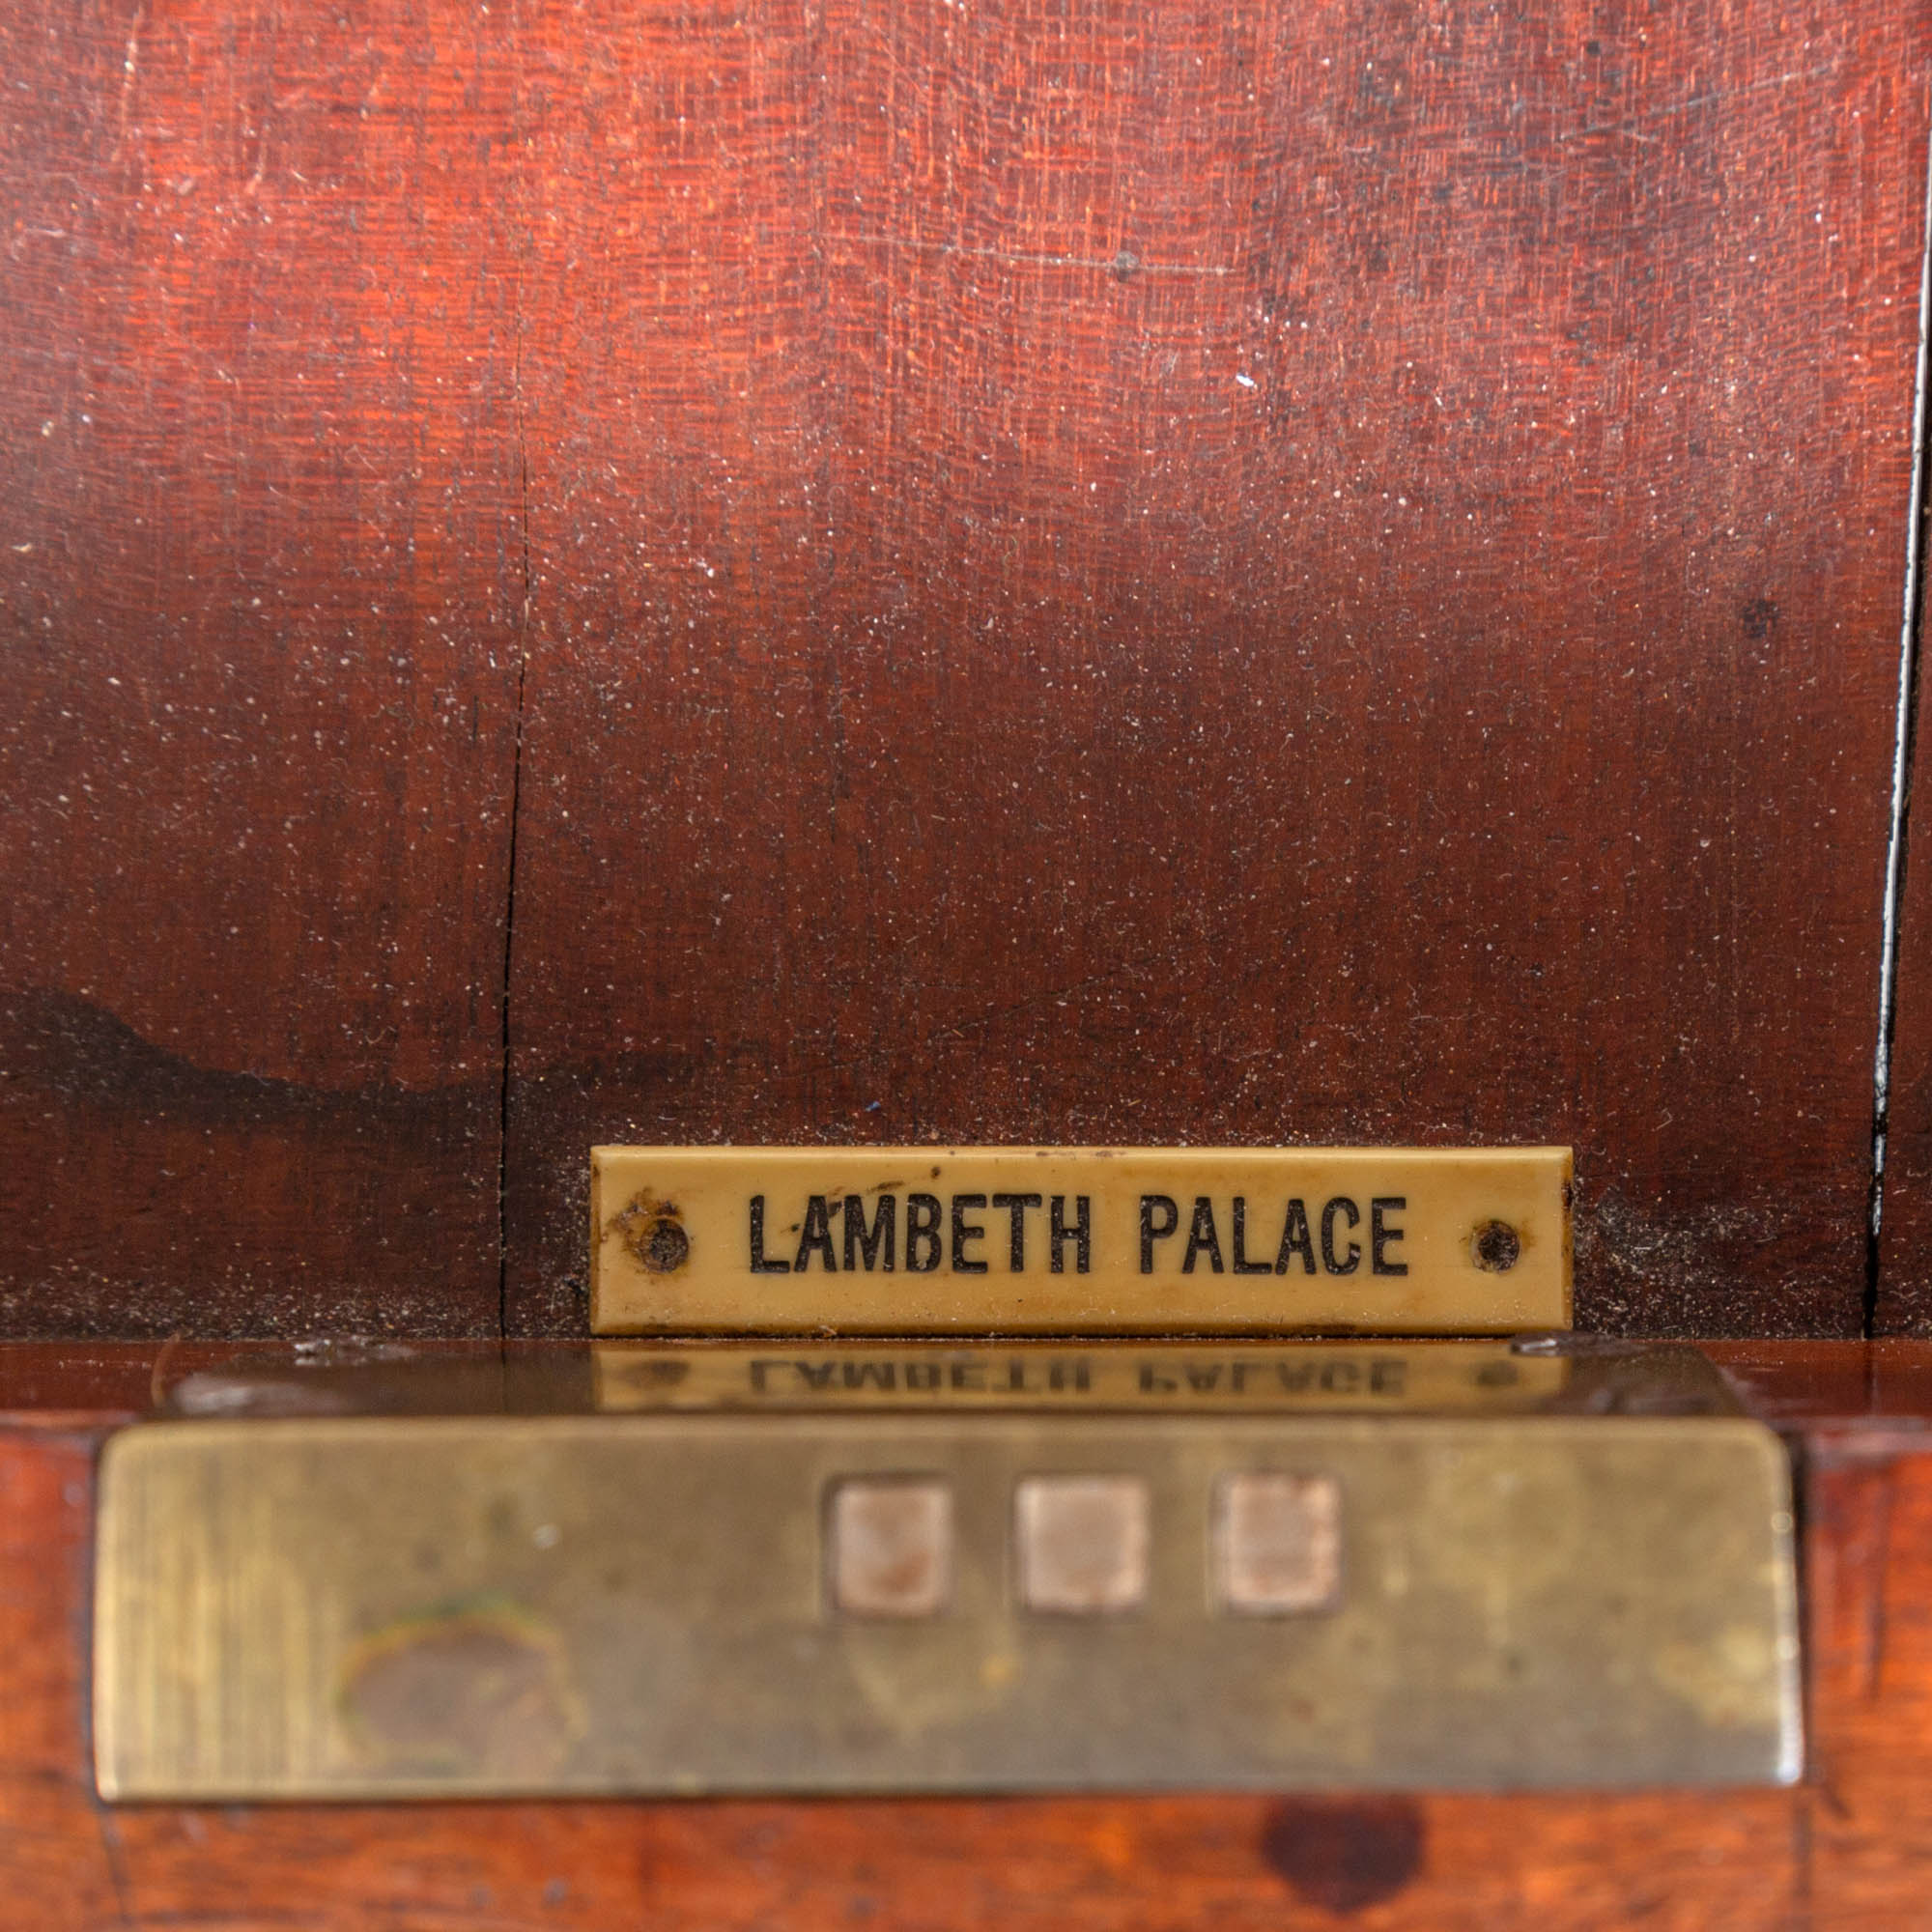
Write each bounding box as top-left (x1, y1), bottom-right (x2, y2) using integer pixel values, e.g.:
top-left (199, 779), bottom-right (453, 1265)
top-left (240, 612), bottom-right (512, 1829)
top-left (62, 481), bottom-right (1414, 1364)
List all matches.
top-left (499, 0), bottom-right (1931, 1342)
top-left (0, 0), bottom-right (523, 1337)
top-left (4, 4), bottom-right (1927, 1339)
top-left (3, 1341), bottom-right (1928, 1927)
top-left (1879, 730), bottom-right (1932, 1332)
top-left (1808, 1426), bottom-right (1932, 1922)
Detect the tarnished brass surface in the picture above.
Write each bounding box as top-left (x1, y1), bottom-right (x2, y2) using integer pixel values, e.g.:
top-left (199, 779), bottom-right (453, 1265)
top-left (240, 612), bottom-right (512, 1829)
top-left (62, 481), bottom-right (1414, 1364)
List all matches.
top-left (590, 1145), bottom-right (1572, 1334)
top-left (97, 1386), bottom-right (1795, 1798)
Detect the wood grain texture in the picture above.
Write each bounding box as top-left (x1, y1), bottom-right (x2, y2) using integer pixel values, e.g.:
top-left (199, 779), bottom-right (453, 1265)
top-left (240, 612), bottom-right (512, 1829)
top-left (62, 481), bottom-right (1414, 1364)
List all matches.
top-left (1878, 722), bottom-right (1932, 1332)
top-left (501, 0), bottom-right (1930, 1337)
top-left (1804, 1432), bottom-right (1932, 1925)
top-left (25, 1343), bottom-right (1932, 1927)
top-left (0, 0), bottom-right (524, 1335)
top-left (2, 3), bottom-right (1926, 1339)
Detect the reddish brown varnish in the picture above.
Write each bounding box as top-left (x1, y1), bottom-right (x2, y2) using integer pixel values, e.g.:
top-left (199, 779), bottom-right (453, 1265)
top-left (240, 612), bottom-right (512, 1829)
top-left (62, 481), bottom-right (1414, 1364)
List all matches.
top-left (2, 5), bottom-right (1927, 1340)
top-left (1879, 745), bottom-right (1932, 1331)
top-left (6, 1340), bottom-right (1930, 1926)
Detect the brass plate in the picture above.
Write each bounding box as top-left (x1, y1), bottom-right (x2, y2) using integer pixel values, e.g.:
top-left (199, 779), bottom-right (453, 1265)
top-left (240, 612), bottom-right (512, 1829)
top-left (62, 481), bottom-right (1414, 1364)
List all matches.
top-left (590, 1145), bottom-right (1572, 1334)
top-left (96, 1407), bottom-right (1796, 1799)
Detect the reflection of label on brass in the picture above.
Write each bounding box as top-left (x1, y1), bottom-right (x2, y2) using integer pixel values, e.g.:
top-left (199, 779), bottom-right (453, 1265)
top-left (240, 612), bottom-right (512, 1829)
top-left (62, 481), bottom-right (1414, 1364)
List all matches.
top-left (590, 1146), bottom-right (1572, 1334)
top-left (593, 1343), bottom-right (1568, 1413)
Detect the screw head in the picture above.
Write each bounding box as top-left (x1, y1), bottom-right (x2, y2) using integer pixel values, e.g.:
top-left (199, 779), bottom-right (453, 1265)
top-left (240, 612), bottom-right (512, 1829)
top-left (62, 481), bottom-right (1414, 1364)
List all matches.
top-left (1471, 1220), bottom-right (1521, 1272)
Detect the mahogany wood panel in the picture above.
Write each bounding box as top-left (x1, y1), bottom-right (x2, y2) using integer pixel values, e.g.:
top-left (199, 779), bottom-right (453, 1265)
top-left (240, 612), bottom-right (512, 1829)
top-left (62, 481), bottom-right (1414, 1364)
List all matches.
top-left (3, 4), bottom-right (1926, 1340)
top-left (1878, 740), bottom-right (1932, 1333)
top-left (502, 0), bottom-right (1930, 1337)
top-left (1804, 1430), bottom-right (1932, 1924)
top-left (0, 0), bottom-right (523, 1336)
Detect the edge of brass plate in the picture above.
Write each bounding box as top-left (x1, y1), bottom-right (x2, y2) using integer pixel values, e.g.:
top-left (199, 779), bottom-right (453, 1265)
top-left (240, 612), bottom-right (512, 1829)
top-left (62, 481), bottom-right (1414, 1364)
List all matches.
top-left (96, 1406), bottom-right (1796, 1800)
top-left (589, 1145), bottom-right (1573, 1335)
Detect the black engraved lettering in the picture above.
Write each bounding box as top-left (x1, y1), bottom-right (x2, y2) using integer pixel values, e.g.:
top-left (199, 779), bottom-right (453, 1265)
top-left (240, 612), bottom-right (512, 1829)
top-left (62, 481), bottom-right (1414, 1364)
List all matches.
top-left (841, 1361), bottom-right (895, 1390)
top-left (1321, 1196), bottom-right (1362, 1274)
top-left (1050, 1195), bottom-right (1092, 1273)
top-left (794, 1194), bottom-right (838, 1271)
top-left (795, 1361), bottom-right (838, 1390)
top-left (905, 1193), bottom-right (943, 1272)
top-left (904, 1360), bottom-right (943, 1391)
top-left (952, 1194), bottom-right (989, 1273)
top-left (1371, 1196), bottom-right (1408, 1276)
top-left (749, 1195), bottom-right (792, 1273)
top-left (843, 1193), bottom-right (897, 1272)
top-left (1139, 1360), bottom-right (1179, 1393)
top-left (1274, 1199), bottom-right (1317, 1274)
top-left (1182, 1197), bottom-right (1225, 1274)
top-left (1231, 1196), bottom-right (1271, 1274)
top-left (1140, 1195), bottom-right (1180, 1272)
top-left (991, 1192), bottom-right (1042, 1270)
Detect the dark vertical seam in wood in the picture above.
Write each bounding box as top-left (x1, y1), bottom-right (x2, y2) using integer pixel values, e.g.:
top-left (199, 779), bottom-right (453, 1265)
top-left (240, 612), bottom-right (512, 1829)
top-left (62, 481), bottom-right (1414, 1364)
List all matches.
top-left (1866, 85), bottom-right (1932, 1338)
top-left (803, 0), bottom-right (833, 1094)
top-left (498, 659), bottom-right (526, 1343)
top-left (498, 0), bottom-right (533, 1342)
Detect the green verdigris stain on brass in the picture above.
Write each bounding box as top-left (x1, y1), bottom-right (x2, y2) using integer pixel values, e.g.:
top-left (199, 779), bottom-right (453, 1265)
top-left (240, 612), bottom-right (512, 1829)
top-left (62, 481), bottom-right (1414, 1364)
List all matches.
top-left (338, 1597), bottom-right (582, 1779)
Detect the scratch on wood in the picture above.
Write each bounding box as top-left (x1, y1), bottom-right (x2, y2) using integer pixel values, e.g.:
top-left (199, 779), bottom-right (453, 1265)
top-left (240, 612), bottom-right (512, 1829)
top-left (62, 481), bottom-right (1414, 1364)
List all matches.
top-left (845, 233), bottom-right (1232, 277)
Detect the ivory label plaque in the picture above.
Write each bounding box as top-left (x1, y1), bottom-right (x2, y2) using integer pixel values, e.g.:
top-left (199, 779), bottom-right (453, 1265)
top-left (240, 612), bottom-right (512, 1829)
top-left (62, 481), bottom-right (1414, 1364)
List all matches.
top-left (590, 1146), bottom-right (1571, 1335)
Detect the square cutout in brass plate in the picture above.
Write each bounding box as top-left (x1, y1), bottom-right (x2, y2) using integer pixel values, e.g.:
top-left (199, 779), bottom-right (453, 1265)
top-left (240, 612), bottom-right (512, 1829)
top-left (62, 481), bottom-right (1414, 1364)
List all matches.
top-left (1014, 1475), bottom-right (1151, 1614)
top-left (1215, 1472), bottom-right (1344, 1615)
top-left (829, 1479), bottom-right (953, 1618)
